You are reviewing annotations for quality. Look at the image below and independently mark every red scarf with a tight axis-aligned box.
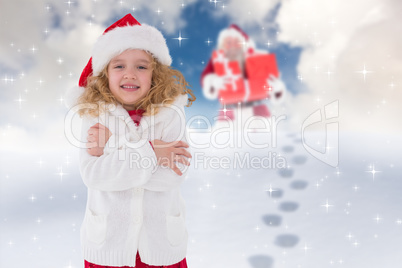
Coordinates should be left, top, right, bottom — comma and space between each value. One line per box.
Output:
128, 109, 154, 150
127, 109, 145, 126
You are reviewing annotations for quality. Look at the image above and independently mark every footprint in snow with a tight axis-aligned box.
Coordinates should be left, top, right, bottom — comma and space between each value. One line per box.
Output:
248, 255, 274, 268
278, 201, 299, 212
262, 214, 282, 227
290, 180, 308, 190
274, 234, 299, 248
278, 168, 294, 178
282, 145, 295, 153
292, 155, 308, 165
267, 188, 283, 198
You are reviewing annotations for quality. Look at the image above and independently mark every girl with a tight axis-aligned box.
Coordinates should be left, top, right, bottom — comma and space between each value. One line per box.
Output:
74, 14, 195, 268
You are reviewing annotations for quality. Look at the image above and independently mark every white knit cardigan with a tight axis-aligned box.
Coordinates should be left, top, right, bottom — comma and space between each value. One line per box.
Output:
78, 94, 190, 267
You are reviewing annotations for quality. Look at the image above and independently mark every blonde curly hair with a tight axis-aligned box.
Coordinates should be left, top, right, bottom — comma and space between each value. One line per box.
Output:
77, 51, 196, 117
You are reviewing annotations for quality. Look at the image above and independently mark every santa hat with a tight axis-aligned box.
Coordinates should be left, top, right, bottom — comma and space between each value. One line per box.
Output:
78, 13, 172, 87
217, 24, 255, 53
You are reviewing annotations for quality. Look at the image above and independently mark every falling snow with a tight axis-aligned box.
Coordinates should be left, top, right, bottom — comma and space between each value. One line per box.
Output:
1, 0, 401, 267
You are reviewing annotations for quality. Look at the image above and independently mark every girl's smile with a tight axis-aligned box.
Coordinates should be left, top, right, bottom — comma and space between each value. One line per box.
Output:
107, 49, 153, 110
121, 83, 140, 91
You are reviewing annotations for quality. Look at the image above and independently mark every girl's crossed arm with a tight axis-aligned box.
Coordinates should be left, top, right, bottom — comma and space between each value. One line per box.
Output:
79, 116, 158, 192
86, 123, 191, 176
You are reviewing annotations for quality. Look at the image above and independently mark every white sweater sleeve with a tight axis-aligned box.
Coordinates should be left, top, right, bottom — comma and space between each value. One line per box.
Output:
141, 104, 190, 192
79, 115, 157, 192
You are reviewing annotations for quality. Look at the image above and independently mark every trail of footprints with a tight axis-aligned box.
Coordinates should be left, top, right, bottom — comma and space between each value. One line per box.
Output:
249, 134, 309, 268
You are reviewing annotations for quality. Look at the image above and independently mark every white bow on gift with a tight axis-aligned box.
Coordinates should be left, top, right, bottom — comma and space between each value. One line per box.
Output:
212, 51, 242, 91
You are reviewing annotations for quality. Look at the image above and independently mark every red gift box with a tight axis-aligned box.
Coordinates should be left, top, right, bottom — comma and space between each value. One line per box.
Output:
246, 53, 279, 102
212, 50, 279, 105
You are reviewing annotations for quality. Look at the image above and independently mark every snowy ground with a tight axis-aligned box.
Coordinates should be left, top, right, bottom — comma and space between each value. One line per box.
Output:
1, 126, 401, 268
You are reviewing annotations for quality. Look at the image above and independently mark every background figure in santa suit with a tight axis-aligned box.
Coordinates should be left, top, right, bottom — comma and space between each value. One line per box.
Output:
200, 24, 286, 120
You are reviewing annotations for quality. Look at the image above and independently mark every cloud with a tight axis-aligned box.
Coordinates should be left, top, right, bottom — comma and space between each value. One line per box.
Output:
274, 0, 402, 133
210, 0, 280, 47
216, 0, 280, 25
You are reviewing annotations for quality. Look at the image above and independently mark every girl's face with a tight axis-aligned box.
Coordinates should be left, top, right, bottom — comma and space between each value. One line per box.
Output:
107, 49, 153, 110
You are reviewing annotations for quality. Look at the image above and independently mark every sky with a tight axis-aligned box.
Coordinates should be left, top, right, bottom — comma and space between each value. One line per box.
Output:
0, 0, 401, 153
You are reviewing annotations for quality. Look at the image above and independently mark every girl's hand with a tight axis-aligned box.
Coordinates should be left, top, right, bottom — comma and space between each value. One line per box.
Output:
86, 123, 112, 157
151, 139, 192, 176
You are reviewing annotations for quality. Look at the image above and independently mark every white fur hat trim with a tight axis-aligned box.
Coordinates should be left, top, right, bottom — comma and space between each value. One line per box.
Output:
92, 23, 172, 75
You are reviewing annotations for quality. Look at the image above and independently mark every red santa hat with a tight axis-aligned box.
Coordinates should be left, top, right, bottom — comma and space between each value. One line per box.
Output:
78, 13, 172, 87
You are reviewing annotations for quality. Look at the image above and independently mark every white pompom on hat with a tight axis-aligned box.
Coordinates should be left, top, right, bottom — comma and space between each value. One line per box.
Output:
79, 13, 172, 88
